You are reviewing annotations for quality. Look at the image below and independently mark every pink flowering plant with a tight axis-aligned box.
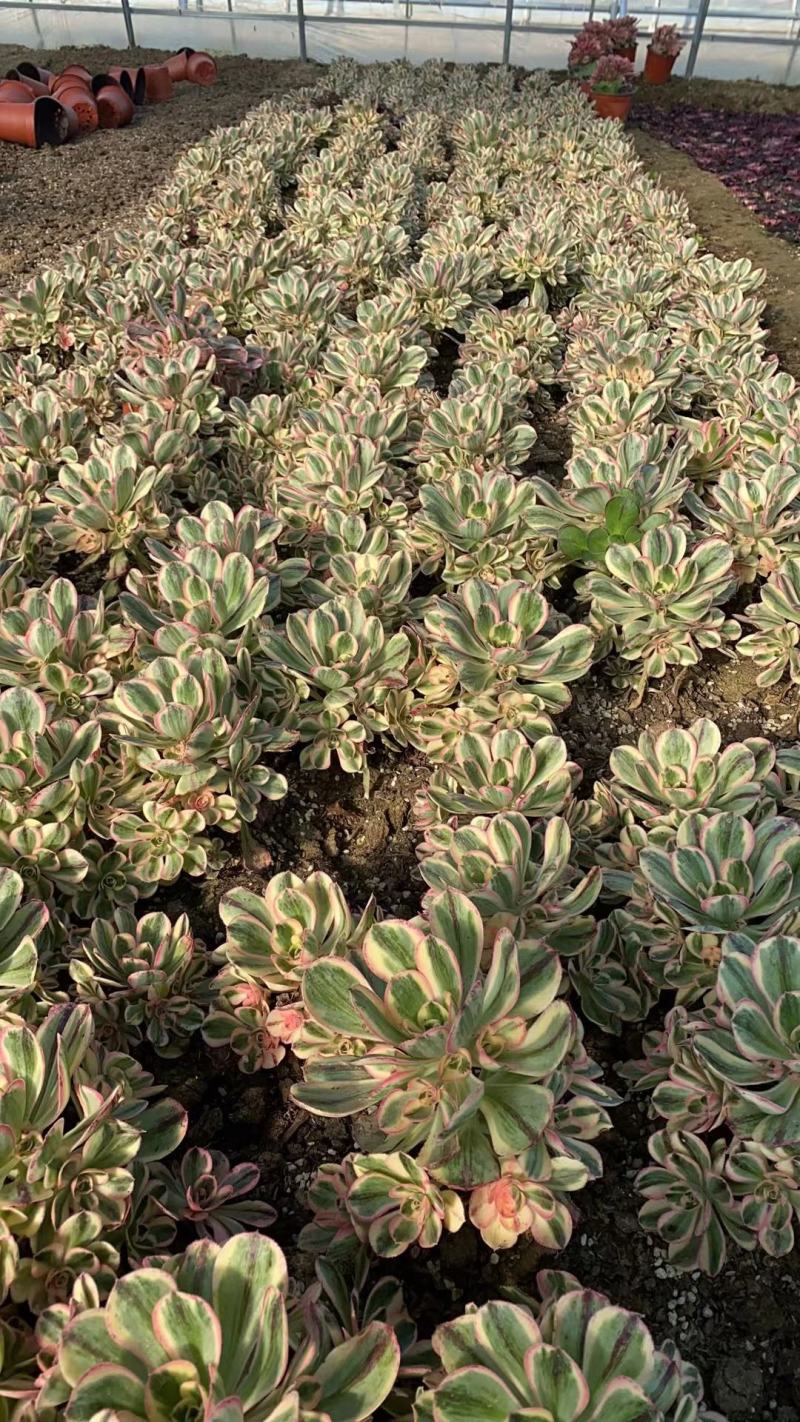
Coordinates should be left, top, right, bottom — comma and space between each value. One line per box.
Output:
591, 54, 636, 94
608, 13, 639, 49
569, 17, 638, 75
650, 23, 685, 57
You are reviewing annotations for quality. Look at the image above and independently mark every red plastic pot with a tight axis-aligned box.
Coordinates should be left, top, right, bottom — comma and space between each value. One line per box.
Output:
618, 44, 637, 62
52, 79, 90, 102
54, 84, 98, 133
644, 48, 676, 84
144, 63, 174, 102
95, 82, 134, 129
578, 79, 593, 96
0, 80, 35, 103
109, 65, 146, 105
60, 64, 92, 83
16, 62, 53, 85
5, 70, 49, 97
186, 51, 217, 86
0, 95, 68, 147
165, 47, 194, 82
592, 91, 633, 122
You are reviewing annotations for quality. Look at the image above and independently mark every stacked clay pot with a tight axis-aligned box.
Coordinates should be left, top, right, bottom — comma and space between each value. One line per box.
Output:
51, 70, 98, 133
109, 65, 147, 105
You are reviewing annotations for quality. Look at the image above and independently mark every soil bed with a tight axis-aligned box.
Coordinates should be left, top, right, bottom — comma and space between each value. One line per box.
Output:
4, 51, 800, 1420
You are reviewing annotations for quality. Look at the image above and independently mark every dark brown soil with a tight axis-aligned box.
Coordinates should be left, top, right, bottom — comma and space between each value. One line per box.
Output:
0, 44, 320, 287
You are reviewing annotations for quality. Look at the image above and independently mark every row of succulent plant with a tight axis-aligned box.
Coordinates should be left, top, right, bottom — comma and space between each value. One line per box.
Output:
2, 49, 799, 1414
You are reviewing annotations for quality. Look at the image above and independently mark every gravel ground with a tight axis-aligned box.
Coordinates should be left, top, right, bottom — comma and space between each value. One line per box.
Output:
0, 44, 320, 286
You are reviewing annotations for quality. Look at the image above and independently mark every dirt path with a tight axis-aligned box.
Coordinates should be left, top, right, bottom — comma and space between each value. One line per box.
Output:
632, 128, 800, 377
0, 45, 320, 288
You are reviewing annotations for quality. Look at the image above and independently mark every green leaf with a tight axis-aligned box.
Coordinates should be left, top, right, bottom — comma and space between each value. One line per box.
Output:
151, 1292, 221, 1381
431, 1366, 519, 1422
302, 959, 374, 1036
525, 1343, 590, 1421
65, 1364, 147, 1421
605, 493, 640, 539
586, 528, 611, 561
558, 527, 589, 563
310, 1323, 400, 1422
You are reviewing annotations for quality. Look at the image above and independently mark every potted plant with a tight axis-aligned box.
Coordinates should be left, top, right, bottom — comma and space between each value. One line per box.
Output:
567, 29, 611, 93
590, 54, 636, 122
644, 24, 685, 84
608, 14, 639, 62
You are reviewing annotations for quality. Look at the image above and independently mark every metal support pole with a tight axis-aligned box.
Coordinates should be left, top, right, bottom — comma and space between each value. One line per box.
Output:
684, 0, 710, 78
501, 0, 513, 65
297, 0, 308, 62
120, 0, 136, 47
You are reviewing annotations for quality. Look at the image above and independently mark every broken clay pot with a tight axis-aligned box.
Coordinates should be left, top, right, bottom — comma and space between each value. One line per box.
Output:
0, 95, 68, 147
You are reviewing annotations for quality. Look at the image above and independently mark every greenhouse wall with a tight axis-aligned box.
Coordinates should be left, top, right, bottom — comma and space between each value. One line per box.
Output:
0, 0, 798, 82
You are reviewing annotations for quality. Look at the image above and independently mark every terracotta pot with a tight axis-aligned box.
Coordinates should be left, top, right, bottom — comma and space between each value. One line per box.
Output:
0, 95, 68, 147
617, 44, 637, 62
644, 48, 676, 84
53, 84, 98, 133
109, 65, 146, 105
5, 70, 49, 97
52, 77, 90, 103
165, 47, 194, 82
60, 64, 92, 83
185, 51, 217, 86
591, 90, 633, 122
0, 80, 35, 103
144, 64, 174, 103
16, 62, 53, 85
95, 82, 134, 128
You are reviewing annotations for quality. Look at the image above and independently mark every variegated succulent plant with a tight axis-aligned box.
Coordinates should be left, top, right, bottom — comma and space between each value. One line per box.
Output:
1, 50, 797, 1395
414, 1270, 724, 1422
42, 1232, 400, 1421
